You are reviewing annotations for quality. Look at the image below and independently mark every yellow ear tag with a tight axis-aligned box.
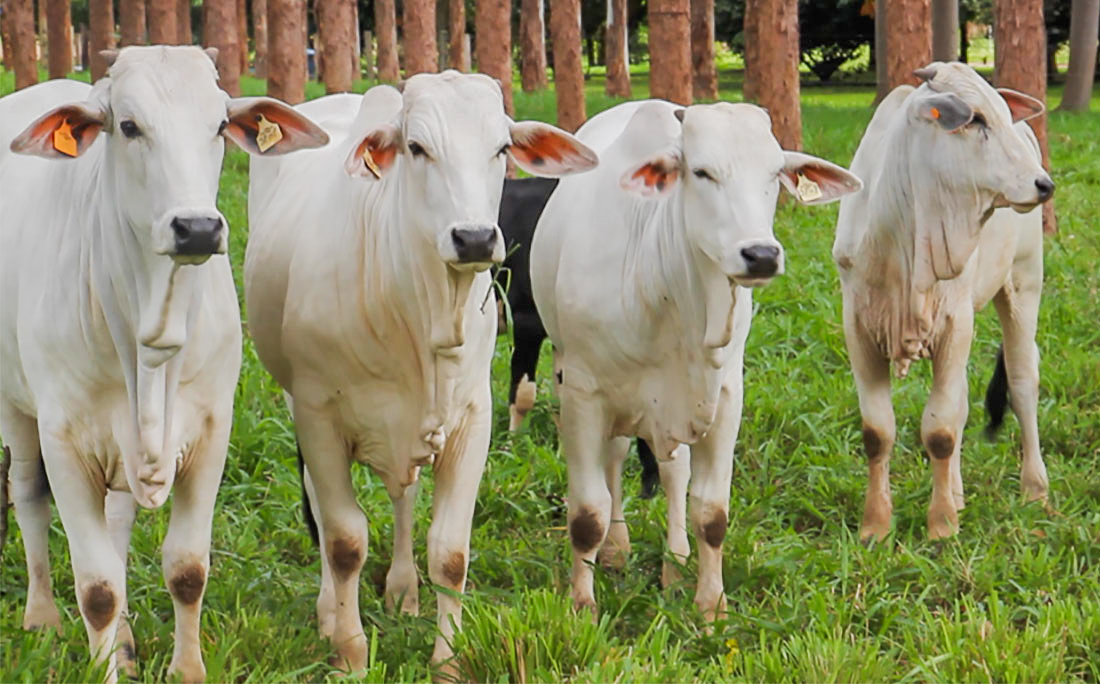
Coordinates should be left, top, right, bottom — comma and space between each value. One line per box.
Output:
255, 114, 283, 153
53, 120, 78, 157
796, 173, 823, 202
361, 148, 382, 179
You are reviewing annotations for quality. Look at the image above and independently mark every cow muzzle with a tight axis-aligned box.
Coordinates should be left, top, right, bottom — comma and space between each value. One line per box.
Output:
728, 241, 785, 287
152, 209, 228, 265
439, 222, 505, 271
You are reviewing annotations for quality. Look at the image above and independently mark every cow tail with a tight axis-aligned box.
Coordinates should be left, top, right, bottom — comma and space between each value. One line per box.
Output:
297, 442, 320, 546
637, 439, 660, 499
984, 345, 1009, 439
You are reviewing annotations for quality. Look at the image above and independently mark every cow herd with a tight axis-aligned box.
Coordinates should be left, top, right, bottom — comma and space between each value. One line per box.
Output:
0, 46, 1054, 682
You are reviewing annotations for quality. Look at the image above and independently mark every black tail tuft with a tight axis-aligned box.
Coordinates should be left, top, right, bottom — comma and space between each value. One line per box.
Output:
984, 346, 1009, 439
298, 442, 319, 545
637, 439, 660, 499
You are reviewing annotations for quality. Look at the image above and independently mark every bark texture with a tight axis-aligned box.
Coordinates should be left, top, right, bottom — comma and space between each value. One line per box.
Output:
885, 0, 931, 90
120, 0, 146, 45
742, 0, 760, 101
994, 0, 1055, 232
6, 0, 38, 88
754, 0, 800, 150
403, 0, 438, 74
649, 0, 692, 104
268, 0, 307, 103
1, 4, 15, 71
549, 0, 585, 131
448, 0, 466, 69
254, 0, 268, 76
148, 0, 178, 44
46, 0, 72, 77
931, 0, 957, 61
1059, 0, 1098, 110
375, 0, 399, 80
874, 0, 888, 102
237, 0, 248, 73
318, 0, 356, 92
604, 0, 629, 96
177, 0, 192, 44
205, 0, 241, 95
89, 0, 114, 80
476, 0, 513, 112
521, 0, 549, 90
690, 0, 717, 100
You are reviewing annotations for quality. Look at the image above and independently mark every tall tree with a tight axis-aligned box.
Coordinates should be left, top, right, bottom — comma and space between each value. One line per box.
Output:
755, 0, 800, 149
89, 0, 114, 80
254, 0, 268, 76
874, 0, 888, 102
1, 4, 16, 71
375, 0, 399, 80
205, 0, 241, 95
148, 0, 178, 43
318, 0, 355, 92
46, 0, 73, 77
268, 0, 307, 103
549, 0, 585, 131
885, 0, 931, 90
994, 0, 1055, 232
649, 0, 691, 104
691, 0, 717, 99
1058, 0, 1098, 110
177, 0, 192, 43
931, 0, 957, 61
5, 0, 38, 88
448, 0, 467, 70
476, 0, 513, 112
237, 0, 248, 73
521, 0, 549, 90
604, 0, 629, 96
120, 0, 147, 45
742, 0, 760, 101
403, 0, 437, 74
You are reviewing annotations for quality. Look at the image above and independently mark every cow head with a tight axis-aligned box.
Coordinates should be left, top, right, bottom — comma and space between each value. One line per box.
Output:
343, 71, 598, 272
11, 46, 329, 266
618, 102, 862, 287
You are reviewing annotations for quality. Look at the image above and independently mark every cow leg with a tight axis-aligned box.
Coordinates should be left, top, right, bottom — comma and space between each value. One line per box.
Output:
993, 270, 1048, 502
385, 481, 420, 615
1, 402, 60, 630
426, 401, 491, 665
295, 407, 368, 672
658, 444, 691, 588
508, 314, 545, 431
302, 466, 336, 639
105, 491, 138, 677
597, 437, 631, 570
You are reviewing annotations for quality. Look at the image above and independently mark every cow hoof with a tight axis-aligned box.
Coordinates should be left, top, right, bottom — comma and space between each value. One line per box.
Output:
661, 559, 684, 589
116, 619, 139, 678
572, 597, 598, 623
432, 656, 464, 683
23, 601, 62, 631
1021, 481, 1048, 504
167, 656, 206, 684
385, 588, 420, 616
927, 508, 959, 540
328, 631, 368, 674
696, 592, 728, 626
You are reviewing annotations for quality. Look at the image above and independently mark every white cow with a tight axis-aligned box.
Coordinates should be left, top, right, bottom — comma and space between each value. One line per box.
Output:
530, 100, 863, 619
833, 62, 1054, 541
243, 71, 597, 671
0, 46, 328, 683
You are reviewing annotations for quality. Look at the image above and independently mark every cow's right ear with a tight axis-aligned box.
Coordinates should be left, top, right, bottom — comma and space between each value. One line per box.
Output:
224, 97, 330, 155
344, 124, 402, 179
10, 103, 106, 159
917, 92, 973, 131
619, 155, 681, 198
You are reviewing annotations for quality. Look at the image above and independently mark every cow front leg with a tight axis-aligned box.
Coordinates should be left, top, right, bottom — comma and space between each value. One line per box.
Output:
597, 437, 631, 570
105, 491, 138, 677
302, 464, 336, 639
658, 444, 691, 588
385, 482, 420, 615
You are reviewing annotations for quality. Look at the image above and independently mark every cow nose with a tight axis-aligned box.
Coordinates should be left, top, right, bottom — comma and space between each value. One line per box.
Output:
1035, 177, 1054, 202
451, 226, 498, 263
171, 217, 224, 255
740, 245, 780, 278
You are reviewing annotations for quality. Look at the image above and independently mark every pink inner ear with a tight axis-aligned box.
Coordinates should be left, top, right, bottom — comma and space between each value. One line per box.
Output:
633, 163, 674, 191
512, 130, 572, 168
998, 89, 1044, 123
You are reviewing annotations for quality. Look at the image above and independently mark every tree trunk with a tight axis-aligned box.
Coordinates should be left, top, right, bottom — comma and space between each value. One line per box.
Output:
1059, 0, 1098, 110
46, 0, 72, 77
1, 2, 17, 72
885, 0, 931, 90
931, 0, 957, 61
148, 0, 178, 43
120, 0, 146, 45
521, 0, 549, 90
375, 0, 399, 80
177, 0, 191, 44
205, 0, 241, 95
690, 0, 717, 99
268, 0, 307, 102
318, 0, 355, 92
649, 0, 691, 104
874, 0, 888, 102
403, 0, 437, 74
6, 0, 38, 88
994, 0, 1055, 233
448, 0, 466, 69
254, 0, 268, 76
549, 0, 585, 131
754, 0, 800, 149
237, 0, 248, 74
476, 0, 513, 112
742, 0, 760, 101
89, 0, 113, 80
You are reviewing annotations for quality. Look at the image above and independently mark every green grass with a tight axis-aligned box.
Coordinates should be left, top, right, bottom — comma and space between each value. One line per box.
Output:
2, 68, 1099, 682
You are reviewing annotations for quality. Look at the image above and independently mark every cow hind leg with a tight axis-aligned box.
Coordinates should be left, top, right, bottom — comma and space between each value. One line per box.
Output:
597, 437, 631, 570
105, 491, 138, 678
508, 316, 545, 431
658, 444, 691, 588
385, 482, 420, 616
301, 462, 336, 639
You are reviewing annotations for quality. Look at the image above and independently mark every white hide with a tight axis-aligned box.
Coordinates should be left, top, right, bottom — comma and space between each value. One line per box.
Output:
530, 99, 862, 619
833, 61, 1053, 541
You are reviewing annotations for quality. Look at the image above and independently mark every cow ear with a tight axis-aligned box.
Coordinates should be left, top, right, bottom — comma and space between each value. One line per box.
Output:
996, 88, 1044, 123
508, 121, 599, 177
344, 124, 402, 179
224, 97, 330, 156
779, 151, 863, 205
10, 102, 106, 159
619, 155, 681, 198
916, 92, 973, 131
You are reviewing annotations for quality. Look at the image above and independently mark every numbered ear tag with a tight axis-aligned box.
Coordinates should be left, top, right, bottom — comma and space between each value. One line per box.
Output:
255, 114, 283, 153
796, 173, 822, 202
53, 120, 78, 157
361, 148, 382, 178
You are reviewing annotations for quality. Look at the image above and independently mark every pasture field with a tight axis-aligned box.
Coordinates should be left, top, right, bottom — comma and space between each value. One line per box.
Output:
1, 73, 1099, 682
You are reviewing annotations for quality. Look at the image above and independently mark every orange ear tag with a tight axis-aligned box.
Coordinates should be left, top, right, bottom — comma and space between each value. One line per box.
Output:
255, 114, 283, 153
930, 107, 941, 120
53, 120, 78, 157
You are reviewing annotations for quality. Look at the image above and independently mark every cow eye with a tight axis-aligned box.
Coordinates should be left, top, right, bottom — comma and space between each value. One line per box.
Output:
970, 113, 988, 128
218, 120, 228, 135
693, 168, 715, 182
119, 120, 141, 138
408, 141, 428, 158
496, 144, 510, 158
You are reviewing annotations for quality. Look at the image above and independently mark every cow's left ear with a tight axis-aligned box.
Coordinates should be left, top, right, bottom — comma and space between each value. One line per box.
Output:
508, 121, 599, 177
620, 154, 682, 198
779, 152, 863, 205
10, 102, 106, 159
996, 88, 1045, 123
224, 97, 330, 156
